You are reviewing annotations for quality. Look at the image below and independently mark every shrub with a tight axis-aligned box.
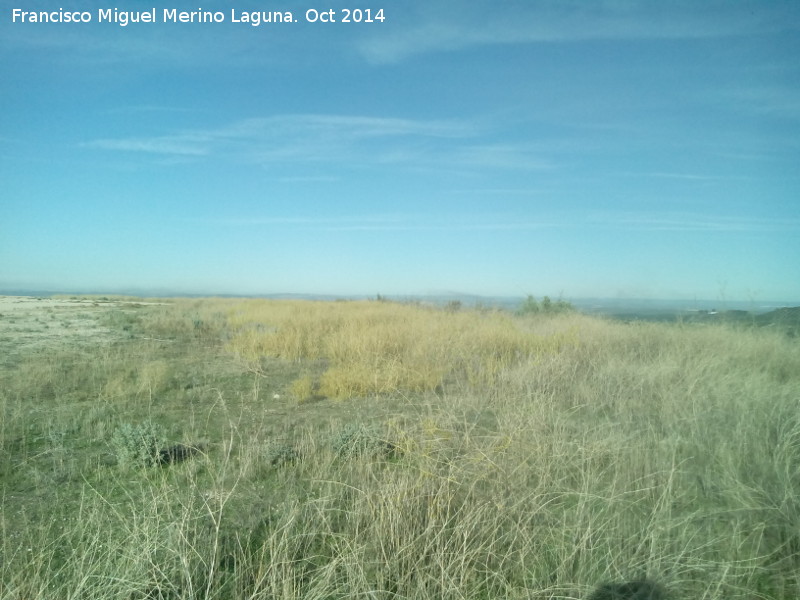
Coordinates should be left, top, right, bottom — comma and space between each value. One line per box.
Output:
517, 295, 541, 315
111, 422, 166, 469
517, 295, 574, 315
331, 423, 396, 459
265, 441, 300, 467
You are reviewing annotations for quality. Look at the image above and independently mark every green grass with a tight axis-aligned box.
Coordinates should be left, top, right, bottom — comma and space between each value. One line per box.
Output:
1, 297, 799, 599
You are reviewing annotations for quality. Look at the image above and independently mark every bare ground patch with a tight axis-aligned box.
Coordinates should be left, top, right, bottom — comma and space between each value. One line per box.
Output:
0, 296, 168, 368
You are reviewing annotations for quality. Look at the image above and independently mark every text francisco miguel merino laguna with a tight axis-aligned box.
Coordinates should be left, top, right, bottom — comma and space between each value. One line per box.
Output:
11, 7, 387, 26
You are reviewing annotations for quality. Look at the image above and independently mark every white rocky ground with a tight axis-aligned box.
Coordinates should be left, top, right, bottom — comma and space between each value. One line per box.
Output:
0, 296, 165, 368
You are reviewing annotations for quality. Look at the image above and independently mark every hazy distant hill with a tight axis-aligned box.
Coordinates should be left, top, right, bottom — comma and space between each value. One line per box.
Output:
755, 306, 800, 337
678, 306, 800, 337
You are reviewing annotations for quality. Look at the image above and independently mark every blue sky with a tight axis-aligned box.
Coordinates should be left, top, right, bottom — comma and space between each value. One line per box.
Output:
2, 1, 799, 301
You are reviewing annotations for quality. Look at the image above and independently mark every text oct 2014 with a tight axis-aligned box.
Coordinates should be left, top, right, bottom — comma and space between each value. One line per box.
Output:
10, 7, 387, 26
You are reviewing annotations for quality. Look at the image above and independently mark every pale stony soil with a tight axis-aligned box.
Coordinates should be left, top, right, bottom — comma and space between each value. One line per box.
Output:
0, 296, 164, 368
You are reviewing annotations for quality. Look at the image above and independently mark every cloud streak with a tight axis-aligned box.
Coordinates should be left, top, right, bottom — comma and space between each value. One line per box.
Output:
213, 210, 800, 234
83, 136, 210, 156
208, 212, 562, 232
81, 113, 555, 172
589, 211, 800, 233
357, 1, 800, 64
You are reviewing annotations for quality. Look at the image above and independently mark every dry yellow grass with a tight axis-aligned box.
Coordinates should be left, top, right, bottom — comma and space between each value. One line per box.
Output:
1, 297, 799, 599
226, 299, 580, 398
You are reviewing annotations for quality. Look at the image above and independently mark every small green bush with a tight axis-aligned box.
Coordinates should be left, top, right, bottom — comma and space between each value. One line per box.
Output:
265, 441, 300, 467
111, 422, 166, 468
517, 295, 541, 315
331, 424, 396, 459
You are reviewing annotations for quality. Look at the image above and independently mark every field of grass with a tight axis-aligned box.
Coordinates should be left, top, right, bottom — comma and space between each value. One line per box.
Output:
1, 296, 799, 599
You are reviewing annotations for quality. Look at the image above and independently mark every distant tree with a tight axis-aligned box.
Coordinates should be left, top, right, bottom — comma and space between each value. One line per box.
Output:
553, 297, 575, 313
517, 295, 541, 315
517, 294, 574, 316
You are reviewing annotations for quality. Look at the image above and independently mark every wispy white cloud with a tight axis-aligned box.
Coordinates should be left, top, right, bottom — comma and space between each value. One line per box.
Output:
104, 105, 203, 115
618, 171, 747, 182
82, 136, 210, 156
214, 214, 404, 227
357, 1, 800, 64
328, 222, 560, 232
83, 114, 473, 157
445, 144, 556, 171
447, 188, 548, 196
589, 211, 800, 232
274, 175, 340, 184
210, 212, 562, 232
215, 210, 800, 234
1, 14, 283, 69
720, 87, 800, 122
81, 113, 555, 172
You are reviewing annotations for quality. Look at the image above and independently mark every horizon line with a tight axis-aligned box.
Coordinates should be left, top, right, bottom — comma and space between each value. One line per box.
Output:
1, 288, 797, 307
